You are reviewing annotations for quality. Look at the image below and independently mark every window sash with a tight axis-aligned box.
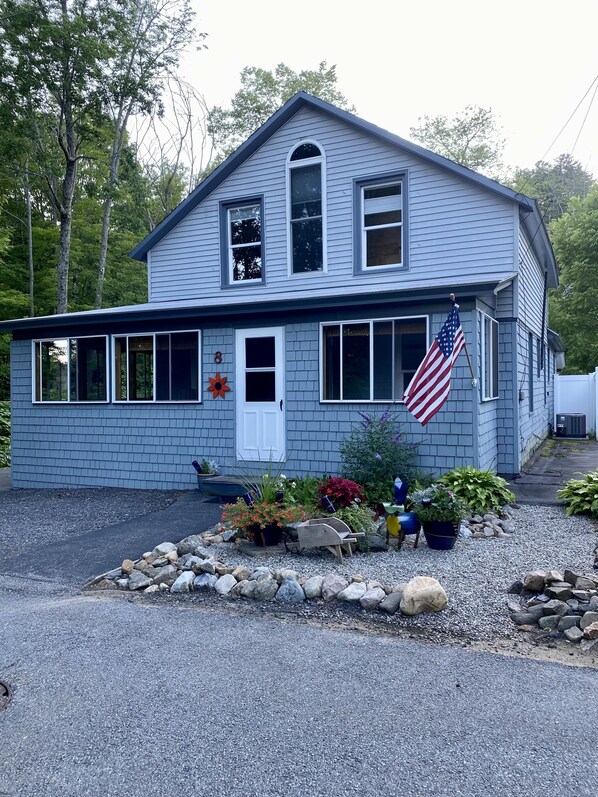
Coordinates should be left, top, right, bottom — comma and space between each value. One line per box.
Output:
33, 336, 109, 403
288, 146, 325, 275
481, 315, 499, 400
228, 204, 262, 282
113, 331, 200, 403
361, 182, 403, 269
321, 317, 427, 402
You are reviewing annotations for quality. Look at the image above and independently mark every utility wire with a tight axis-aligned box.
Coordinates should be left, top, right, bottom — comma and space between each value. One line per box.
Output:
571, 80, 598, 157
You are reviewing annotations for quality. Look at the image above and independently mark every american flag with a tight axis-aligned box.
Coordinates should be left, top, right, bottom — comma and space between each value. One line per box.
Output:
403, 307, 465, 426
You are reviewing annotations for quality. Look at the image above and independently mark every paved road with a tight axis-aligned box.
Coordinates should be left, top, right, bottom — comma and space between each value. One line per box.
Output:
1, 576, 597, 797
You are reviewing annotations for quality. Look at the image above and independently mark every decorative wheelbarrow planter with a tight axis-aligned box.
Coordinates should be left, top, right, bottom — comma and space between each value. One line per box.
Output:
287, 517, 365, 563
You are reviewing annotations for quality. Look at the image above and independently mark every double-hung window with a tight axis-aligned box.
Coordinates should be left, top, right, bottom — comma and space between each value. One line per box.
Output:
481, 313, 499, 400
355, 175, 406, 271
288, 142, 324, 274
33, 336, 108, 402
321, 317, 427, 401
222, 199, 263, 284
113, 331, 200, 402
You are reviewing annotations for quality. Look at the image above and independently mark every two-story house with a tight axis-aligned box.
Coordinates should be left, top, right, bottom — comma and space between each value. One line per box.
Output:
2, 92, 561, 489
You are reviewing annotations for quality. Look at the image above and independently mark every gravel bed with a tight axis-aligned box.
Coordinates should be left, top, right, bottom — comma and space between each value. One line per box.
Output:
0, 489, 176, 561
203, 505, 598, 641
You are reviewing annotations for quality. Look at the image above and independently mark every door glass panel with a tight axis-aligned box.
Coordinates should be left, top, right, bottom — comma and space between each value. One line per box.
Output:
246, 371, 275, 402
245, 337, 275, 368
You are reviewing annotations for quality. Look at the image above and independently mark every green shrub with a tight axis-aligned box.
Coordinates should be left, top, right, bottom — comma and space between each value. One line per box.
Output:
340, 409, 419, 506
439, 466, 515, 514
408, 483, 467, 522
333, 503, 378, 552
285, 475, 322, 513
0, 401, 9, 468
556, 470, 598, 517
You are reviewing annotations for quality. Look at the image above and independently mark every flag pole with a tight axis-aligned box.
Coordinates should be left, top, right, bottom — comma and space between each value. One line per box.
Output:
449, 293, 478, 386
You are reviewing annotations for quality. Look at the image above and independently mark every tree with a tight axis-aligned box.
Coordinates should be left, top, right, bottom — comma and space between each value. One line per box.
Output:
208, 61, 355, 161
95, 0, 200, 309
549, 185, 598, 373
409, 105, 505, 178
512, 154, 595, 225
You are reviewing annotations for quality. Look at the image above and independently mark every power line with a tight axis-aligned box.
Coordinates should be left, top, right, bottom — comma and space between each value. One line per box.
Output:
571, 80, 598, 157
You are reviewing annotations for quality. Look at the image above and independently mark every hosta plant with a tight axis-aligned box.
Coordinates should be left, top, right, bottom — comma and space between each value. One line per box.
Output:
556, 470, 598, 517
439, 466, 515, 514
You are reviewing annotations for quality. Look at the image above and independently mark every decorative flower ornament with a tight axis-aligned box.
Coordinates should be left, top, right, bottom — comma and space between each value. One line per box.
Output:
208, 372, 231, 399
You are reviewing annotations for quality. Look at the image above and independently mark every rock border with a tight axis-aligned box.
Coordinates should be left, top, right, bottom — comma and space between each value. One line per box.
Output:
87, 534, 448, 618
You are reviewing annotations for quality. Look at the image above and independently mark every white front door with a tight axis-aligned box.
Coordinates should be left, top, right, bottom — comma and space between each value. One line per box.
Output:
235, 327, 285, 461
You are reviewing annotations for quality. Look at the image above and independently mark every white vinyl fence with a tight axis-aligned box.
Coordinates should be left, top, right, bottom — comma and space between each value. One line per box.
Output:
554, 369, 598, 435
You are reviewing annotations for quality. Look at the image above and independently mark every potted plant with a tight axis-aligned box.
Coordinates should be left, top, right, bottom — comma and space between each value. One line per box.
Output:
220, 499, 307, 546
193, 459, 219, 491
408, 483, 466, 550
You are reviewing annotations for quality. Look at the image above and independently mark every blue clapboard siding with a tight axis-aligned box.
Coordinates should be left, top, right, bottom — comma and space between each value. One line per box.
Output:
518, 228, 545, 337
10, 307, 478, 488
149, 106, 516, 305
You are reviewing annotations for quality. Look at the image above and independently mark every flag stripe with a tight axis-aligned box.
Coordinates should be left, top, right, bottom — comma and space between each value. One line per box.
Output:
403, 308, 466, 426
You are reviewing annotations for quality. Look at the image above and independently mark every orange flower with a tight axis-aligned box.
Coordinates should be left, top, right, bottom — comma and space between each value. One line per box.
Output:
208, 372, 231, 399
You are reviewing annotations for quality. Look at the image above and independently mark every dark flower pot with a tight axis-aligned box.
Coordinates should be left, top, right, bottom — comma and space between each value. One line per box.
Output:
196, 473, 216, 492
422, 520, 459, 550
248, 523, 283, 547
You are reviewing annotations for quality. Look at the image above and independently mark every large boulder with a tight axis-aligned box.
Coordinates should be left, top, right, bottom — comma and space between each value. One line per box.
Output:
275, 577, 305, 604
215, 574, 237, 596
252, 576, 279, 601
523, 571, 546, 592
176, 535, 205, 556
194, 573, 218, 590
322, 574, 348, 601
400, 576, 447, 616
171, 571, 195, 593
303, 576, 324, 599
338, 582, 367, 603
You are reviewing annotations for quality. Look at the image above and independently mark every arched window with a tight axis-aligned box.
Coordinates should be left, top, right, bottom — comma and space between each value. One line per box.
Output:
287, 141, 325, 274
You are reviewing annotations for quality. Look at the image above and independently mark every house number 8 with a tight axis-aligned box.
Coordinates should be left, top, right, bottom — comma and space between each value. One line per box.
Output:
214, 351, 223, 364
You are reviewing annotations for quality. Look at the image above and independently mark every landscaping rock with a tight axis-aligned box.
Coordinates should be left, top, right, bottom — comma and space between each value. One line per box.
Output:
338, 582, 367, 603
580, 612, 598, 630
521, 604, 546, 622
542, 600, 569, 617
564, 626, 584, 643
360, 587, 386, 611
400, 576, 447, 616
95, 578, 118, 590
511, 611, 542, 626
507, 580, 524, 595
176, 535, 205, 556
544, 570, 564, 585
180, 555, 202, 570
545, 585, 573, 601
145, 584, 160, 594
523, 571, 546, 592
275, 577, 305, 603
215, 563, 235, 576
274, 568, 299, 584
164, 551, 178, 563
128, 570, 152, 591
240, 580, 258, 598
249, 567, 272, 581
231, 580, 247, 597
575, 576, 596, 590
232, 565, 252, 582
252, 576, 279, 601
558, 616, 580, 631
198, 560, 216, 575
583, 622, 598, 640
322, 574, 348, 601
378, 592, 402, 615
564, 568, 582, 586
171, 571, 195, 593
193, 573, 218, 590
151, 542, 177, 557
116, 578, 129, 590
580, 638, 598, 653
589, 596, 598, 611
538, 615, 560, 631
220, 529, 238, 542
215, 574, 237, 596
121, 559, 135, 575
193, 546, 213, 559
159, 583, 170, 593
303, 576, 324, 599
152, 564, 178, 586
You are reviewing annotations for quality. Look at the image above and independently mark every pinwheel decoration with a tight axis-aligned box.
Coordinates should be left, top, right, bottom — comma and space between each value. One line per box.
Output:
207, 372, 231, 399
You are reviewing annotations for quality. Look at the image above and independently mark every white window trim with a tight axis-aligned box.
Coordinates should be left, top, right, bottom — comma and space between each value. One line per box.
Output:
111, 330, 202, 404
227, 202, 263, 284
319, 315, 429, 403
286, 139, 327, 277
32, 335, 110, 404
480, 312, 499, 401
360, 181, 403, 270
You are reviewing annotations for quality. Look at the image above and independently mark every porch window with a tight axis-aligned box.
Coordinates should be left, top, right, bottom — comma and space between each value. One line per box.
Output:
481, 314, 498, 400
33, 336, 108, 402
288, 141, 325, 274
321, 317, 427, 401
113, 331, 200, 402
221, 199, 263, 284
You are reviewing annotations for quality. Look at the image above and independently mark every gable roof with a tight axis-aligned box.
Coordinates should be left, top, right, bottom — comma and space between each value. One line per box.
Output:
130, 91, 540, 261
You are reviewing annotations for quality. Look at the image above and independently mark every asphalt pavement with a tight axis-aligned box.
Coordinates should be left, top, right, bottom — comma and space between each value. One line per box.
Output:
0, 577, 597, 797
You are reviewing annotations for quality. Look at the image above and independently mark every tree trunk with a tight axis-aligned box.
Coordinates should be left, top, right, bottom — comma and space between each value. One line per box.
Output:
56, 155, 77, 314
24, 161, 34, 317
95, 190, 113, 309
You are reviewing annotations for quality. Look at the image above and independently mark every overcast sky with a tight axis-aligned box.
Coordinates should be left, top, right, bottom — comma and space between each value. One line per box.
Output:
181, 0, 598, 177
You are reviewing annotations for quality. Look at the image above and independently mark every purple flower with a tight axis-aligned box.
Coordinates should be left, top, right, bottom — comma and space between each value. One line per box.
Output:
380, 407, 391, 423
392, 432, 403, 444
374, 453, 382, 460
358, 410, 372, 429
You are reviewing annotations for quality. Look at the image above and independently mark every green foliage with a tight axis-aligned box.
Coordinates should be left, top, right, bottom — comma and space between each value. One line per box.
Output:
439, 466, 515, 513
284, 475, 322, 514
409, 105, 505, 178
0, 401, 9, 467
556, 470, 598, 517
208, 61, 355, 160
549, 185, 598, 374
340, 409, 419, 507
408, 483, 466, 523
333, 503, 377, 552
